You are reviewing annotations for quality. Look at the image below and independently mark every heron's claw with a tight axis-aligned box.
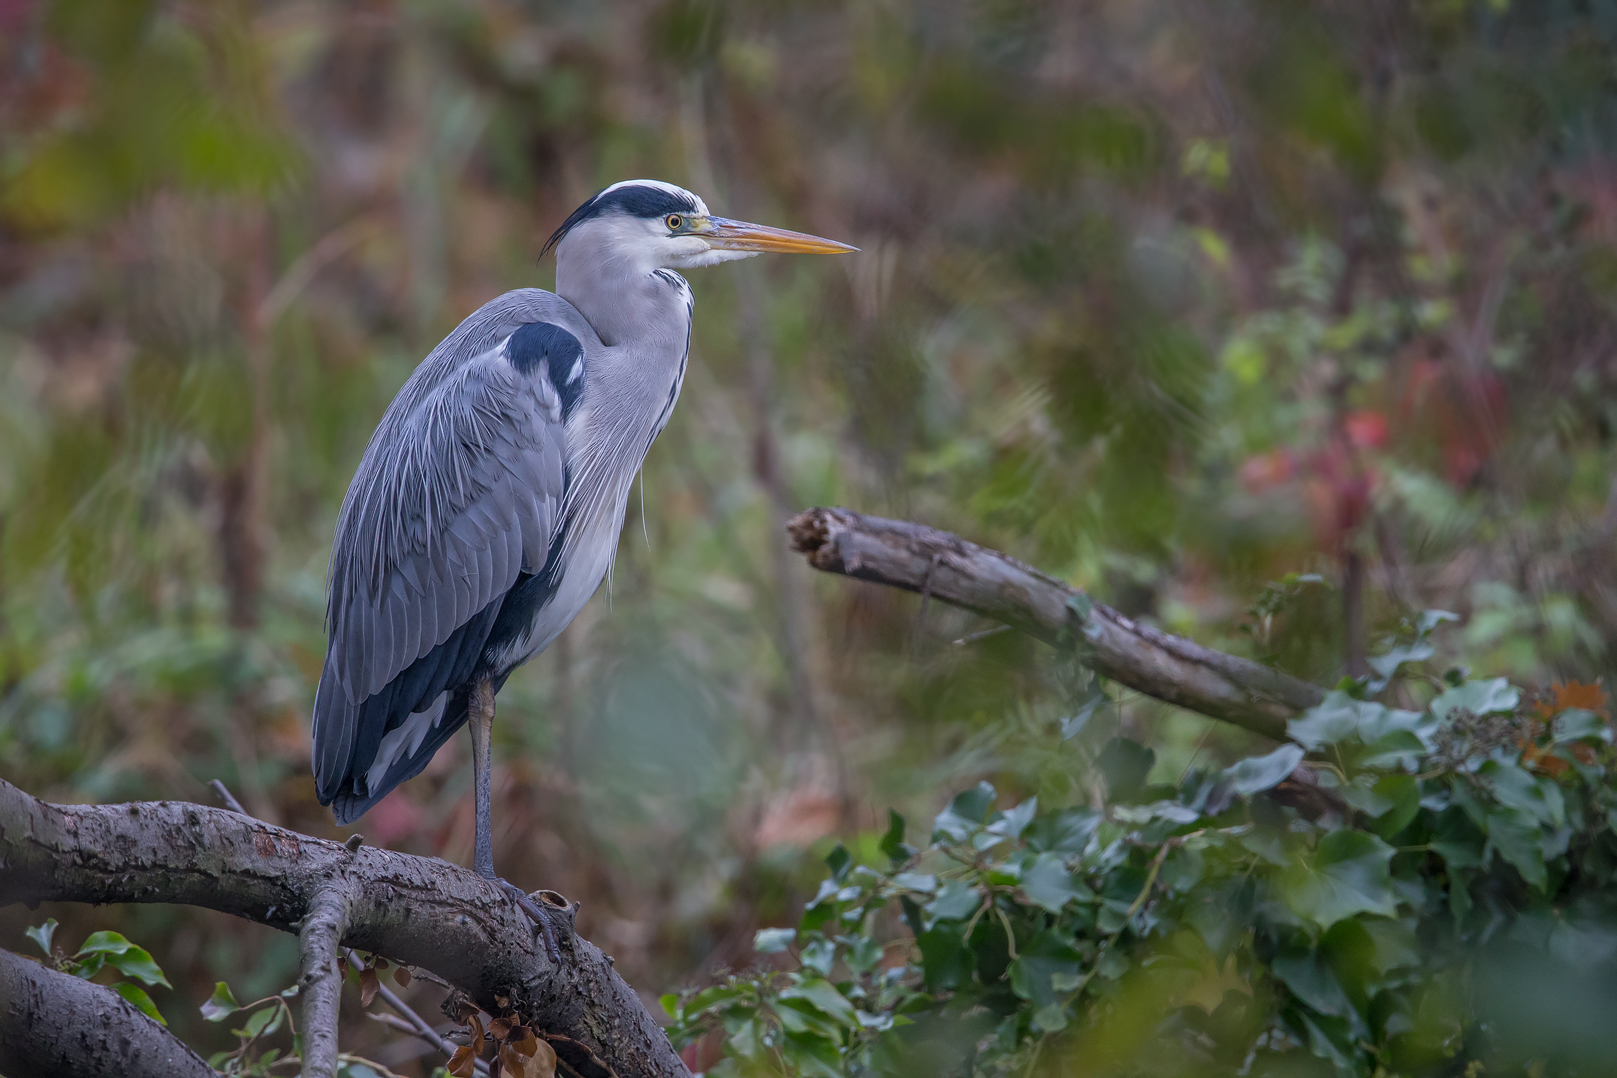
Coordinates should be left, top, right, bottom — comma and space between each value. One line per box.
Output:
496, 878, 566, 965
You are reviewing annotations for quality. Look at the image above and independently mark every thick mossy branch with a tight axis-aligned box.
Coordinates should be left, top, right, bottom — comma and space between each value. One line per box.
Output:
788, 507, 1324, 740
0, 946, 217, 1078
0, 779, 688, 1078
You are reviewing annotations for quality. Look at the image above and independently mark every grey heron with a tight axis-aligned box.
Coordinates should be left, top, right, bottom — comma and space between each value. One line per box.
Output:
310, 180, 854, 955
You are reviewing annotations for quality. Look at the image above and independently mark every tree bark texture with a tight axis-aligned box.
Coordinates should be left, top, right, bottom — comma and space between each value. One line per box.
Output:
787, 507, 1325, 740
0, 946, 217, 1078
0, 779, 688, 1078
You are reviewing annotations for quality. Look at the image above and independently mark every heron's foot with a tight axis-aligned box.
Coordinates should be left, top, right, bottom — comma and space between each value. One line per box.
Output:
494, 877, 568, 965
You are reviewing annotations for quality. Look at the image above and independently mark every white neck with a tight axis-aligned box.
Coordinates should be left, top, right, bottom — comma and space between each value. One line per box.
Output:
555, 216, 686, 346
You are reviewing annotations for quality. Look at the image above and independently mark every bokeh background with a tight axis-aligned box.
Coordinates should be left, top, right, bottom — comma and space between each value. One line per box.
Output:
3, 0, 1617, 1070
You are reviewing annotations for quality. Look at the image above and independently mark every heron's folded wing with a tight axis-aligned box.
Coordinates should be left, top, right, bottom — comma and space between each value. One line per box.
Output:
324, 346, 566, 709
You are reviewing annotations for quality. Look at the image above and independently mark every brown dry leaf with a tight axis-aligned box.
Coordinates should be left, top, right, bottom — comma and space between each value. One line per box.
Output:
337, 955, 349, 982
500, 1039, 556, 1078
510, 1027, 539, 1057
455, 999, 481, 1023
471, 1013, 486, 1055
1522, 743, 1569, 777
490, 1016, 513, 1040
448, 1045, 477, 1078
373, 956, 389, 970
359, 965, 380, 1008
393, 965, 412, 987
1553, 680, 1609, 717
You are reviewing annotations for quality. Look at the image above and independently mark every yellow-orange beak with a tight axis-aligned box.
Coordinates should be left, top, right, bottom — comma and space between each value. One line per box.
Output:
701, 217, 858, 255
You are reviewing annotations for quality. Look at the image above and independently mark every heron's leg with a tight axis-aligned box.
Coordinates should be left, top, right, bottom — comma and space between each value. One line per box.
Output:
466, 678, 565, 964
469, 679, 498, 880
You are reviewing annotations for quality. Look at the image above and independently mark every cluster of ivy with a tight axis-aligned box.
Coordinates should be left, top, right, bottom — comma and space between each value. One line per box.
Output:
665, 620, 1617, 1077
22, 924, 406, 1078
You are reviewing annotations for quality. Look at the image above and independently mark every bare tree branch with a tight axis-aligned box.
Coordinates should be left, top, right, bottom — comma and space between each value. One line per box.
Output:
300, 881, 356, 1078
787, 507, 1324, 740
0, 779, 688, 1078
0, 947, 217, 1078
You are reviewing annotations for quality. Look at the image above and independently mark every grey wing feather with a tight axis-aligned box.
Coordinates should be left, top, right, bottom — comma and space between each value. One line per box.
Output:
312, 289, 592, 794
331, 355, 561, 703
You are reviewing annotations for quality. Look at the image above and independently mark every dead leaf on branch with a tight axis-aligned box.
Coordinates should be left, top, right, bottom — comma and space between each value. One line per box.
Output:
448, 1044, 477, 1077
359, 964, 379, 1008
498, 1037, 557, 1078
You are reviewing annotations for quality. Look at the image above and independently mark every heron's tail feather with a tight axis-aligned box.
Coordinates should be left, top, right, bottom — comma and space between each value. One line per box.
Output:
329, 688, 471, 824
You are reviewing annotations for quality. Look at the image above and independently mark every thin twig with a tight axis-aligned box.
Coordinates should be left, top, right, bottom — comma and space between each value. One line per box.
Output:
346, 949, 488, 1077
952, 624, 1011, 646
1123, 843, 1173, 923
209, 779, 249, 816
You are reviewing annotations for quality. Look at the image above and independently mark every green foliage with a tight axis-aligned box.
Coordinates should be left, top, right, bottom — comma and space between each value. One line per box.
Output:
27, 918, 172, 1024
667, 653, 1617, 1076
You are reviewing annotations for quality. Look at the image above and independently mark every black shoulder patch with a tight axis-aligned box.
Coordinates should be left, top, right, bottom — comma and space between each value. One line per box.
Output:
506, 322, 585, 418
541, 184, 699, 257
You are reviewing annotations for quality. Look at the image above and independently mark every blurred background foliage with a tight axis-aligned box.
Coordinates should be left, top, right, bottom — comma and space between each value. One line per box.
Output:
3, 0, 1617, 1072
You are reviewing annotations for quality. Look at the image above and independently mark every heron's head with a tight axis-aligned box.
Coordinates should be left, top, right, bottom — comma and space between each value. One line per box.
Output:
543, 179, 856, 273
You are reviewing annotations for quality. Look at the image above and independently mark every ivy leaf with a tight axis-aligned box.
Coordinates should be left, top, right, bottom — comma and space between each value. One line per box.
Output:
824, 844, 851, 882
1430, 678, 1519, 721
1273, 945, 1355, 1017
1290, 692, 1427, 751
1485, 809, 1547, 890
1282, 831, 1399, 930
839, 934, 883, 974
753, 927, 796, 954
1289, 693, 1392, 750
1366, 638, 1434, 680
879, 810, 914, 863
1025, 807, 1101, 854
71, 952, 105, 979
988, 797, 1037, 840
1368, 774, 1420, 838
779, 1031, 843, 1078
1007, 931, 1084, 1006
1553, 708, 1611, 744
239, 1003, 280, 1040
1338, 775, 1396, 817
890, 871, 937, 893
799, 936, 835, 976
1020, 852, 1093, 912
75, 931, 134, 958
25, 919, 58, 957
114, 982, 167, 1025
916, 927, 972, 993
1221, 744, 1304, 796
1484, 761, 1565, 829
933, 782, 996, 842
201, 981, 241, 1022
778, 977, 857, 1028
1031, 1002, 1069, 1032
103, 944, 171, 988
924, 879, 982, 922
1096, 738, 1155, 800
1429, 807, 1485, 870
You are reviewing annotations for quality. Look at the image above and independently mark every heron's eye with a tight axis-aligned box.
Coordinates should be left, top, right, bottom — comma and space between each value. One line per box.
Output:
666, 214, 683, 231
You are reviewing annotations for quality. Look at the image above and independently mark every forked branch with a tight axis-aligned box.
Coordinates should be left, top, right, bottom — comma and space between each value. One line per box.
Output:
0, 779, 688, 1078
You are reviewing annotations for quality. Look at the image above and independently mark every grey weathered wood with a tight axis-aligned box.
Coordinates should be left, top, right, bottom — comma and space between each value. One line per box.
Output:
0, 946, 217, 1078
787, 507, 1324, 740
299, 881, 355, 1078
0, 779, 688, 1078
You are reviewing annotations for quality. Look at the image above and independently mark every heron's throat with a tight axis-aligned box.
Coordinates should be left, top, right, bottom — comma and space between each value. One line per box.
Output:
555, 234, 688, 348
